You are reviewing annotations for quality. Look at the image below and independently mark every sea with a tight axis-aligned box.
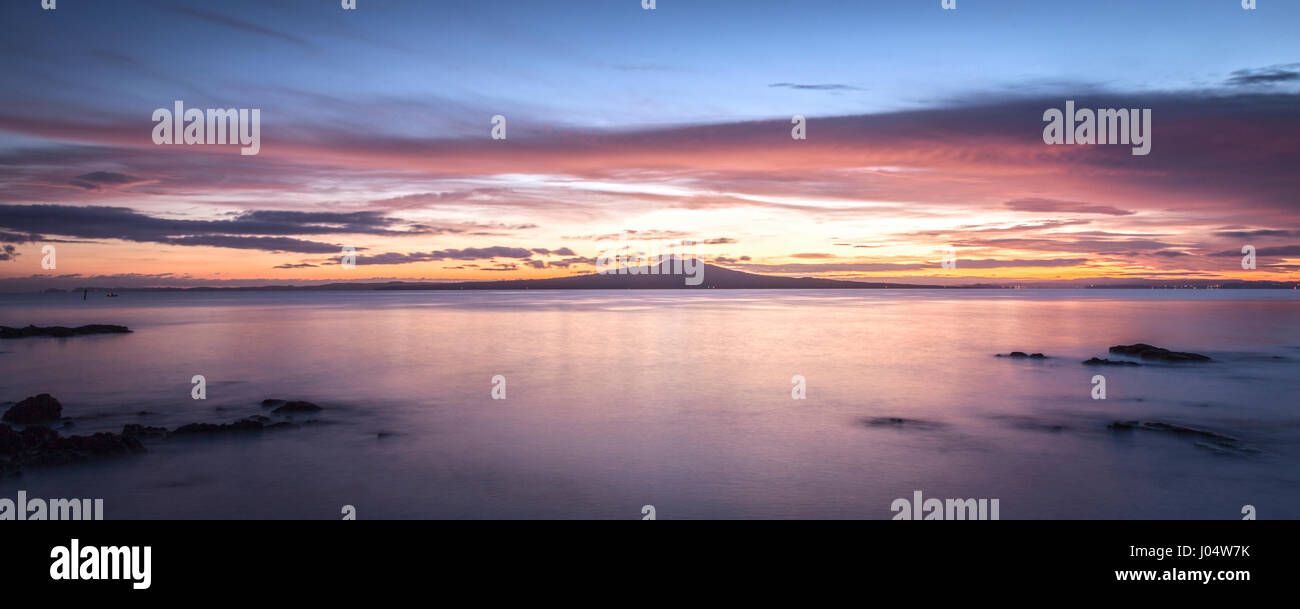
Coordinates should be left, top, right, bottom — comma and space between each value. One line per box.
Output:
1, 289, 1297, 519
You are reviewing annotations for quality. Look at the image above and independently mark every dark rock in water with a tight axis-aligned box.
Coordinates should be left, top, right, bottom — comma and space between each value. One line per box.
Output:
1106, 420, 1257, 455
1109, 344, 1211, 362
998, 352, 1046, 358
171, 418, 269, 435
0, 324, 132, 339
260, 399, 285, 408
171, 416, 300, 435
1084, 357, 1141, 366
0, 423, 144, 474
862, 417, 946, 430
271, 400, 322, 414
1, 393, 311, 475
1138, 421, 1238, 442
121, 424, 168, 439
3, 394, 63, 424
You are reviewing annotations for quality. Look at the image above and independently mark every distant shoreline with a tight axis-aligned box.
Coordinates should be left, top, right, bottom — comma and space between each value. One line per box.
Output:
20, 283, 1300, 294
8, 263, 1299, 293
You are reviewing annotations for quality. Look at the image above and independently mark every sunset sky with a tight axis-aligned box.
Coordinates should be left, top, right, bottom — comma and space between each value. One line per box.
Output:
1, 0, 1298, 290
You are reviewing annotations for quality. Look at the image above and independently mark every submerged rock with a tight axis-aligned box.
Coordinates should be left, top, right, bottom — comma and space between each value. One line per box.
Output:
998, 352, 1046, 359
172, 418, 271, 435
271, 400, 322, 414
1083, 357, 1141, 366
862, 417, 946, 430
1107, 420, 1257, 455
121, 424, 168, 439
2, 394, 63, 424
0, 423, 143, 475
2, 394, 315, 475
0, 324, 131, 339
1109, 344, 1211, 362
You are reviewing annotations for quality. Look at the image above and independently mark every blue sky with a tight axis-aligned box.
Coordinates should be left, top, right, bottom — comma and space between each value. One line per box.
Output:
4, 0, 1297, 131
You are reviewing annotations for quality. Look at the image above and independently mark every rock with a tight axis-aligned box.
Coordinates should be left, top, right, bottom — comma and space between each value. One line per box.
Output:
260, 399, 285, 408
1084, 357, 1141, 366
0, 425, 24, 455
121, 424, 168, 439
998, 352, 1046, 358
1139, 421, 1238, 442
271, 400, 322, 414
1106, 420, 1257, 454
1109, 344, 1211, 362
171, 418, 268, 435
0, 423, 144, 474
0, 325, 132, 339
862, 417, 946, 430
3, 394, 63, 424
0, 393, 312, 475
170, 417, 299, 435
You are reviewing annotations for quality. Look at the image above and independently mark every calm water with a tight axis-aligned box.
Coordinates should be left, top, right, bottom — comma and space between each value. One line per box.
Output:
1, 289, 1297, 519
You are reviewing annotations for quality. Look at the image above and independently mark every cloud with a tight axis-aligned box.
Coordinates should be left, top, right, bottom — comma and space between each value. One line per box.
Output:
1211, 245, 1300, 257
530, 247, 577, 256
0, 232, 42, 243
165, 5, 312, 49
1212, 228, 1300, 238
163, 235, 346, 254
1224, 64, 1300, 87
0, 205, 430, 253
769, 83, 865, 92
70, 171, 146, 191
734, 258, 1089, 274
0, 244, 17, 261
1004, 198, 1135, 216
354, 246, 537, 266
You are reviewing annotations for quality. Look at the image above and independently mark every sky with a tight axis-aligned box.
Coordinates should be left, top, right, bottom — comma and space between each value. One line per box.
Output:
1, 0, 1298, 289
